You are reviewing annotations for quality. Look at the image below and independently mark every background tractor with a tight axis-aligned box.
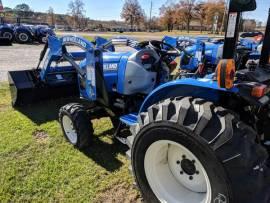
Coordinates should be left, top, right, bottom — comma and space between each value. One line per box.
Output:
0, 17, 55, 44
0, 17, 14, 45
14, 20, 55, 44
7, 0, 270, 202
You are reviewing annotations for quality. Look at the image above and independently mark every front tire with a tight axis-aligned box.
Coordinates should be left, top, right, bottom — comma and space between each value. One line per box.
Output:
2, 31, 14, 41
129, 97, 270, 203
59, 103, 94, 149
38, 35, 48, 44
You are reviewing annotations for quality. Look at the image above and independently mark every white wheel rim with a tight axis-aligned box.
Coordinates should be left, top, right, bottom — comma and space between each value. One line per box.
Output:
3, 32, 12, 40
62, 115, 78, 144
144, 140, 212, 203
41, 36, 47, 43
19, 33, 29, 42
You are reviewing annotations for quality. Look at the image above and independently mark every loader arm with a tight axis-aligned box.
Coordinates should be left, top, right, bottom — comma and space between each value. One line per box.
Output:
8, 35, 103, 106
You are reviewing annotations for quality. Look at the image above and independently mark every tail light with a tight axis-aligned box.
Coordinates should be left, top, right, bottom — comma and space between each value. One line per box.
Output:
141, 53, 150, 61
251, 85, 267, 98
169, 60, 178, 69
254, 34, 263, 42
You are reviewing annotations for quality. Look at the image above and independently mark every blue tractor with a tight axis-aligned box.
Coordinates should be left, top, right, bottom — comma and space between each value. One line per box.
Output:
14, 19, 55, 44
162, 35, 224, 78
8, 0, 270, 202
14, 24, 55, 44
0, 17, 14, 45
163, 33, 266, 74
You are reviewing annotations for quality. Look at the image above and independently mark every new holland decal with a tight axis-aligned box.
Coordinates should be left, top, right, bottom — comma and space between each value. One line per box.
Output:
103, 63, 118, 71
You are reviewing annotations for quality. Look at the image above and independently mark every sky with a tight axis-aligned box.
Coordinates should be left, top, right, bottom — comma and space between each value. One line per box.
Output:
2, 0, 270, 23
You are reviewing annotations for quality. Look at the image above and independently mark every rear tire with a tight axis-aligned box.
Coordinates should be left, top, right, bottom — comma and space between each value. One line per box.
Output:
59, 103, 93, 149
128, 97, 270, 203
15, 31, 32, 44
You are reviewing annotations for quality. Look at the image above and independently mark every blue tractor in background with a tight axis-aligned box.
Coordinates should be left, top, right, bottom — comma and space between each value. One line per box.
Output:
0, 17, 55, 44
14, 22, 55, 44
162, 35, 224, 78
163, 33, 265, 74
0, 17, 14, 45
7, 0, 270, 202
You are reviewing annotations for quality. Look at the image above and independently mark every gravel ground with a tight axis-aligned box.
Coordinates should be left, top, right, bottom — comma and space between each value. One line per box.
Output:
0, 43, 134, 82
0, 44, 43, 82
58, 31, 163, 41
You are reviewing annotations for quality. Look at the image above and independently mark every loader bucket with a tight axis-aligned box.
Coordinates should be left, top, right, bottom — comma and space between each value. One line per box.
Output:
8, 69, 79, 107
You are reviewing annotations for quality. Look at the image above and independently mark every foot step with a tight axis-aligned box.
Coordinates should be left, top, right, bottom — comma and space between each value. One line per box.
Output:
126, 136, 134, 148
126, 149, 131, 160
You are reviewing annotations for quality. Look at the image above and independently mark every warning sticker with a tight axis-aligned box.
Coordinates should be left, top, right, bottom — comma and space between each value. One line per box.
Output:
226, 12, 237, 38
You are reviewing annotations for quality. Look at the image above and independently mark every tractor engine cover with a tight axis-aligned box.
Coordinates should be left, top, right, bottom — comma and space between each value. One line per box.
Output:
8, 70, 79, 106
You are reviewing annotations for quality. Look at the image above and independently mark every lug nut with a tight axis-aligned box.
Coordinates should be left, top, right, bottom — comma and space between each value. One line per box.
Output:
182, 155, 186, 159
196, 171, 199, 175
176, 160, 180, 164
189, 176, 193, 180
180, 171, 184, 175
192, 160, 196, 163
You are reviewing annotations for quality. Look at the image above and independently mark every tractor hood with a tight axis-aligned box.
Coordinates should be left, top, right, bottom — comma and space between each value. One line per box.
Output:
103, 52, 133, 70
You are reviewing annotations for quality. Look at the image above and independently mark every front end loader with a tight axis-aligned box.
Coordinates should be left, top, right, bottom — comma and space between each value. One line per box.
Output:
7, 36, 93, 106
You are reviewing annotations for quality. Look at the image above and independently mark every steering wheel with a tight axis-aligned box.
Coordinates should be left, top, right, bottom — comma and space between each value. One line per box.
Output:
148, 40, 181, 57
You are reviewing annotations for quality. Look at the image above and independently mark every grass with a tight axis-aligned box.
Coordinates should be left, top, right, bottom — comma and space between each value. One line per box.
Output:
0, 83, 140, 202
108, 30, 222, 36
57, 30, 221, 43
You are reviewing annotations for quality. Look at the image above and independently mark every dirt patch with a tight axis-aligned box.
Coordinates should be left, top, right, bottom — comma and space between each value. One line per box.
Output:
33, 130, 49, 143
95, 182, 142, 203
0, 104, 9, 111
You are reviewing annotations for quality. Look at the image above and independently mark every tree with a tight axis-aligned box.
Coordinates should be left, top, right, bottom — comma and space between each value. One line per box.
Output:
159, 3, 176, 32
204, 0, 226, 33
150, 17, 162, 31
242, 19, 256, 32
194, 2, 207, 33
4, 7, 13, 12
68, 0, 86, 29
14, 3, 33, 18
121, 0, 144, 31
48, 7, 55, 26
177, 0, 196, 33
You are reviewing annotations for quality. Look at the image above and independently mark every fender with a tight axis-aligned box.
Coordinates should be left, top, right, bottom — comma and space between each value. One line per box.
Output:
0, 26, 13, 33
139, 77, 239, 113
162, 36, 178, 47
0, 26, 14, 39
14, 27, 34, 37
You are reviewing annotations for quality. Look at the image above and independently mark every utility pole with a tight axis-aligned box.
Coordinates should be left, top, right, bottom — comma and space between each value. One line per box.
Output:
149, 0, 153, 31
